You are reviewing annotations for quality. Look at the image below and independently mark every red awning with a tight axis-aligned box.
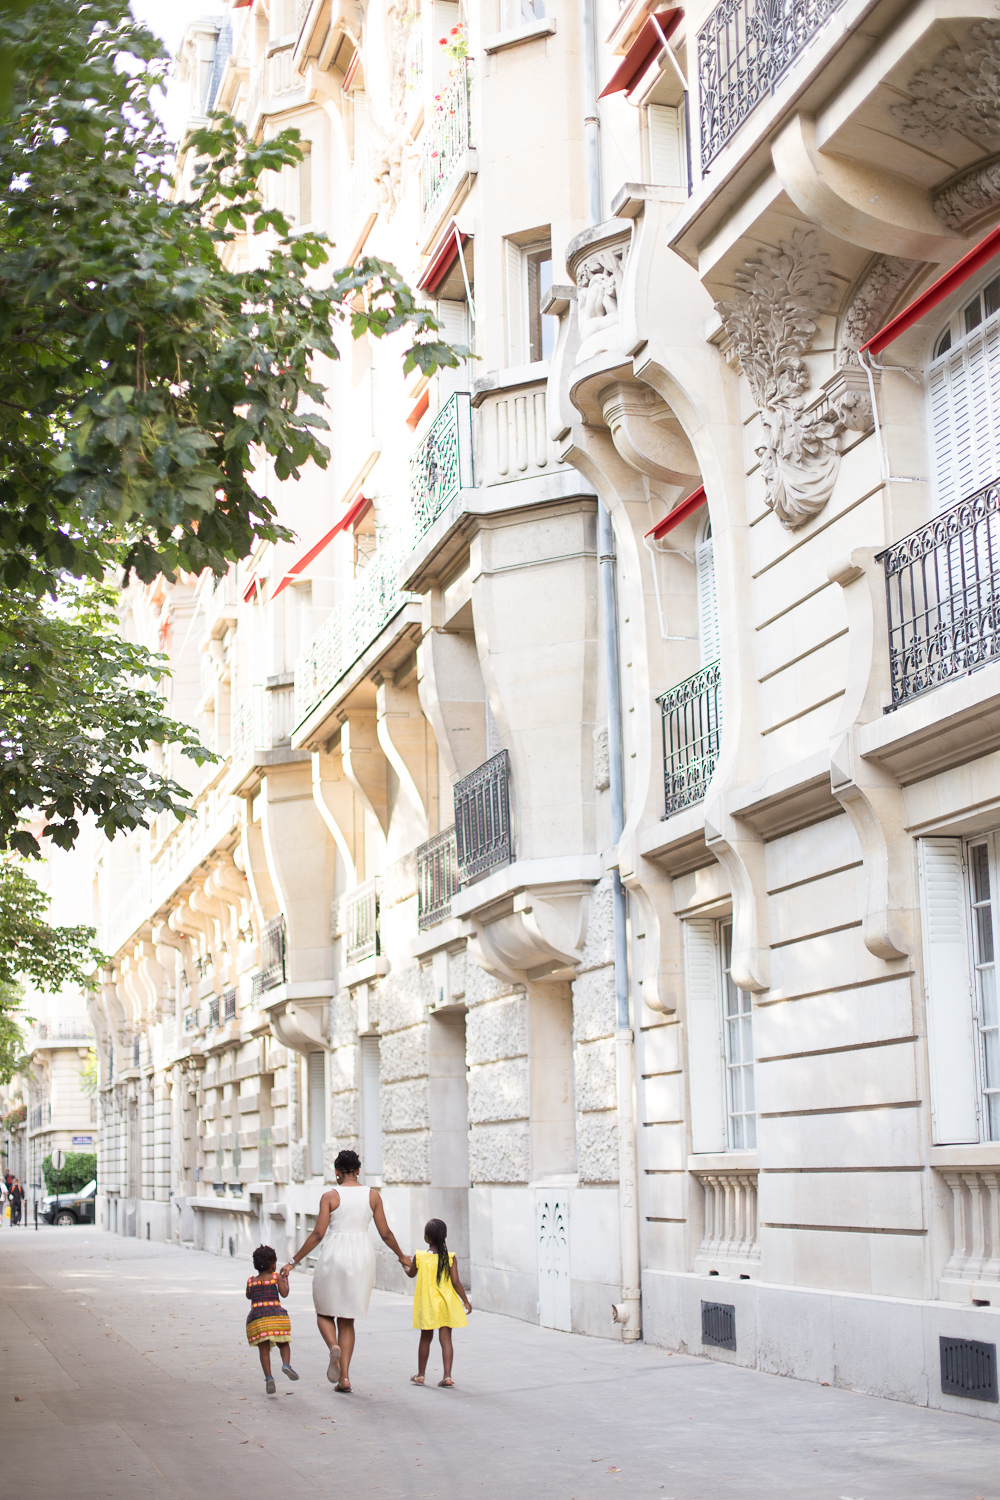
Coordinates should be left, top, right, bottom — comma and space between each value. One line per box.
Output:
270, 493, 371, 600
418, 220, 470, 297
860, 224, 1000, 359
599, 9, 683, 98
645, 485, 706, 538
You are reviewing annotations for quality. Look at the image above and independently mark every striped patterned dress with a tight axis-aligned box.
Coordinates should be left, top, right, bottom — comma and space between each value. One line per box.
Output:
245, 1272, 292, 1347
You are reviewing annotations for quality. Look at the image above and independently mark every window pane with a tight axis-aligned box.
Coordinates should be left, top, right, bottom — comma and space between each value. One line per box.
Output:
935, 327, 952, 357
970, 840, 1000, 1143
526, 246, 553, 362
720, 921, 755, 1152
985, 277, 1000, 318
966, 296, 983, 333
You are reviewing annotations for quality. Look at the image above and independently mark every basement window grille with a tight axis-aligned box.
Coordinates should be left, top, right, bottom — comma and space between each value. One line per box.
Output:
939, 1336, 999, 1402
701, 1300, 736, 1351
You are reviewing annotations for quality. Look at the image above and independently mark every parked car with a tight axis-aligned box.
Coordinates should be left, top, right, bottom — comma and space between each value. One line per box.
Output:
39, 1180, 96, 1226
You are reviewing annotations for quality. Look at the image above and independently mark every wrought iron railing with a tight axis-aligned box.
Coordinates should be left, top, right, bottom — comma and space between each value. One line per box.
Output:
417, 826, 460, 929
132, 1037, 141, 1067
222, 986, 237, 1022
409, 391, 474, 539
658, 661, 722, 815
207, 997, 220, 1029
257, 915, 287, 993
345, 879, 379, 966
422, 61, 474, 220
877, 480, 1000, 708
184, 1008, 199, 1033
454, 751, 513, 883
294, 536, 419, 728
698, 0, 847, 170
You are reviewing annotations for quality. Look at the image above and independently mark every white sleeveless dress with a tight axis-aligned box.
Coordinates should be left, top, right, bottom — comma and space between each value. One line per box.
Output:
311, 1185, 376, 1320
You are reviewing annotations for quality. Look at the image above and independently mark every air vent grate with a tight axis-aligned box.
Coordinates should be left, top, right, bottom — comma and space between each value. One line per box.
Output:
701, 1300, 736, 1351
940, 1336, 998, 1402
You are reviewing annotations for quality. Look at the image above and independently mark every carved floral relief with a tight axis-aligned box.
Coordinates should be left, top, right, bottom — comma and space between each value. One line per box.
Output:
892, 20, 1000, 149
717, 229, 869, 530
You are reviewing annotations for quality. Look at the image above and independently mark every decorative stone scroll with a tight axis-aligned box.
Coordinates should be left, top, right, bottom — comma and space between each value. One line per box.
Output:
892, 21, 1000, 150
837, 254, 921, 366
717, 229, 870, 529
934, 158, 1000, 233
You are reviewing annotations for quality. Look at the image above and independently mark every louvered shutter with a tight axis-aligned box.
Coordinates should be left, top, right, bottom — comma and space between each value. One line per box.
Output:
436, 299, 468, 400
930, 314, 1000, 515
361, 1034, 383, 1177
504, 240, 524, 366
696, 531, 720, 666
917, 838, 979, 1144
648, 104, 683, 188
684, 920, 726, 1154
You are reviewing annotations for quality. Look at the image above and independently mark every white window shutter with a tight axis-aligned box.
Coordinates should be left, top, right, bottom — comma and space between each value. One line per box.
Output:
930, 320, 1000, 515
648, 104, 683, 188
684, 919, 726, 1154
436, 299, 468, 399
361, 1035, 383, 1178
696, 534, 720, 666
353, 92, 369, 155
917, 838, 979, 1144
504, 239, 524, 366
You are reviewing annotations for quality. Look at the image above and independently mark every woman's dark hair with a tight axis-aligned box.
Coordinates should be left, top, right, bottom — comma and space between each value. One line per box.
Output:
334, 1149, 361, 1176
252, 1245, 277, 1273
425, 1218, 450, 1284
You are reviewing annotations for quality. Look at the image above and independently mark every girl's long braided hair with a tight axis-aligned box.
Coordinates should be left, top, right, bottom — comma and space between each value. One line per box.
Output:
424, 1218, 450, 1284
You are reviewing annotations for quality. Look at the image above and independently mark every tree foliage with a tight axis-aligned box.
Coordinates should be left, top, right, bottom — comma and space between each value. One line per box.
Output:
42, 1150, 96, 1193
0, 862, 103, 987
0, 979, 28, 1085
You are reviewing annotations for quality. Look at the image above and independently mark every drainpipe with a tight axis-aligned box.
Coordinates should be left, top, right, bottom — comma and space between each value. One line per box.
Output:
599, 505, 642, 1343
582, 0, 602, 227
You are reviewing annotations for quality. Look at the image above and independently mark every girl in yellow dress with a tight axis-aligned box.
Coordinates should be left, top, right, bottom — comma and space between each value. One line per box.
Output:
406, 1218, 471, 1387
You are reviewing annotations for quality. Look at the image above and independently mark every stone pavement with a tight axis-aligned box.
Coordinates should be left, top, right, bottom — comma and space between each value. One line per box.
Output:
1, 1227, 998, 1500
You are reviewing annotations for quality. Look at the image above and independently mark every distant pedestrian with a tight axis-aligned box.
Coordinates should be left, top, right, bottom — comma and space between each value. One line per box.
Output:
406, 1218, 471, 1388
10, 1180, 22, 1225
246, 1245, 297, 1395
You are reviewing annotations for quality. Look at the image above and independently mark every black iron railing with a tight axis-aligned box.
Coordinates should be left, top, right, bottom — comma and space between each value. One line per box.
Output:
417, 825, 460, 929
133, 1037, 141, 1067
222, 986, 237, 1022
454, 750, 513, 883
698, 0, 847, 170
257, 915, 286, 994
877, 480, 1000, 708
207, 997, 220, 1029
658, 661, 722, 815
345, 880, 379, 967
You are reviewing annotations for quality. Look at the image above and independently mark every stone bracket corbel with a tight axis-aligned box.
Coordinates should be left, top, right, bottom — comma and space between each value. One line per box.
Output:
466, 883, 594, 984
377, 676, 438, 833
618, 833, 678, 1014
341, 710, 390, 837
268, 1000, 329, 1055
703, 802, 770, 993
772, 112, 963, 261
312, 746, 360, 884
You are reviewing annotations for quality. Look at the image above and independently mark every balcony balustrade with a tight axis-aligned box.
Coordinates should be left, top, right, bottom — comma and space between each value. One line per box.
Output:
36, 1019, 93, 1042
939, 1168, 1000, 1292
409, 391, 474, 540
421, 61, 473, 221
692, 1168, 760, 1269
417, 826, 460, 929
698, 0, 847, 170
454, 750, 513, 884
658, 661, 722, 816
345, 879, 379, 966
877, 479, 1000, 708
207, 996, 220, 1029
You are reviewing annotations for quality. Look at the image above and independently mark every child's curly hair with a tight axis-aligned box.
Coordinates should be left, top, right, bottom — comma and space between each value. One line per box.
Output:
252, 1244, 278, 1273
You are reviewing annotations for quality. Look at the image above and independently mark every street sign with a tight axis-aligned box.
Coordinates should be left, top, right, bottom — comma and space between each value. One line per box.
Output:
51, 1149, 63, 1170
71, 1136, 93, 1147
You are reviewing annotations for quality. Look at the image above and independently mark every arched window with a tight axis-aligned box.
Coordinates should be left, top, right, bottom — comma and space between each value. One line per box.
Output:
695, 515, 720, 666
928, 270, 1000, 512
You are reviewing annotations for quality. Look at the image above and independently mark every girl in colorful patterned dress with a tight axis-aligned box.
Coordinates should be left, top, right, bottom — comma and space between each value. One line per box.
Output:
246, 1245, 298, 1395
405, 1218, 471, 1388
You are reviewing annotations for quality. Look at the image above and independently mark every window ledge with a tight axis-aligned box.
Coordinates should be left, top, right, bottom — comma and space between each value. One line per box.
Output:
483, 16, 557, 54
472, 360, 550, 406
689, 1152, 758, 1174
930, 1144, 1000, 1169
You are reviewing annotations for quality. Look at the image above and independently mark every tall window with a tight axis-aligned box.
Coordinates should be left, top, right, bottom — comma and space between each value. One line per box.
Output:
721, 922, 755, 1149
695, 515, 720, 666
504, 235, 553, 366
308, 1050, 326, 1177
967, 840, 1000, 1140
928, 268, 1000, 514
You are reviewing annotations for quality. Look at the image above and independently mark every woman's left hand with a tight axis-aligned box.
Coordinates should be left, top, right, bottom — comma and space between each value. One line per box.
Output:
280, 1262, 294, 1276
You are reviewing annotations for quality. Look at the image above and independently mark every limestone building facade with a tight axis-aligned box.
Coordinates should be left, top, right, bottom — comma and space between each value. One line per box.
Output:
85, 0, 1000, 1415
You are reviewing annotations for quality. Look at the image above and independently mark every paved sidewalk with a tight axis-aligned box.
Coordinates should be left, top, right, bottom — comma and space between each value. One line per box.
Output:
1, 1227, 998, 1500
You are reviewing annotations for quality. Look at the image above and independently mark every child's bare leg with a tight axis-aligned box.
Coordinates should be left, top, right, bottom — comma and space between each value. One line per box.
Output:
257, 1344, 272, 1377
337, 1318, 355, 1387
278, 1343, 291, 1364
416, 1329, 433, 1378
438, 1327, 454, 1382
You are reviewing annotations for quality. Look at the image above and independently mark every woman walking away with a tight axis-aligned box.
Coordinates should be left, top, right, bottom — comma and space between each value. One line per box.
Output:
281, 1150, 410, 1393
246, 1245, 298, 1395
406, 1218, 471, 1388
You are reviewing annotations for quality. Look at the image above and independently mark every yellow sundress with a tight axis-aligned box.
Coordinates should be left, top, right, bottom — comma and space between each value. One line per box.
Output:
412, 1250, 468, 1330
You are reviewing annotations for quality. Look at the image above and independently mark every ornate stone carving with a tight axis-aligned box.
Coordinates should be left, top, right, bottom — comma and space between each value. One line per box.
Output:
367, 0, 411, 217
934, 157, 1000, 233
718, 229, 860, 530
838, 255, 921, 366
576, 248, 625, 343
598, 380, 700, 486
892, 21, 1000, 149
